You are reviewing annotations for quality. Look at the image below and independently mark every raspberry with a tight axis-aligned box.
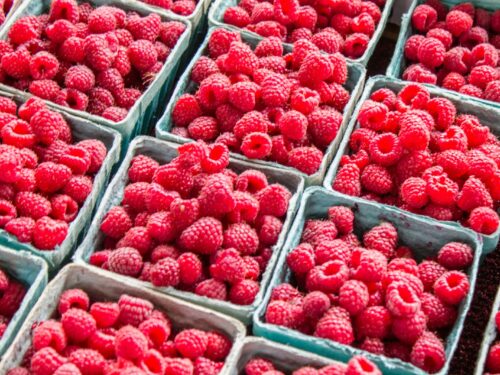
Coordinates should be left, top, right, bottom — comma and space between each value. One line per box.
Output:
61, 308, 97, 343
2, 48, 31, 80
357, 100, 388, 131
172, 94, 202, 128
391, 310, 427, 345
204, 332, 230, 362
425, 173, 459, 207
151, 258, 180, 287
412, 5, 438, 32
4, 217, 35, 243
350, 247, 387, 282
385, 282, 421, 318
265, 300, 299, 328
287, 244, 315, 275
360, 164, 393, 195
173, 329, 208, 359
0, 150, 22, 184
457, 176, 493, 212
245, 358, 274, 375
338, 280, 369, 316
403, 64, 437, 85
115, 326, 148, 361
355, 305, 392, 339
433, 270, 469, 305
469, 66, 498, 90
33, 217, 68, 250
368, 133, 402, 167
229, 279, 259, 305
446, 10, 473, 37
472, 43, 498, 67
127, 40, 157, 72
223, 222, 259, 255
484, 81, 500, 103
64, 65, 95, 93
178, 217, 223, 255
410, 331, 445, 373
487, 343, 500, 373
308, 109, 342, 149
69, 348, 105, 375
260, 73, 291, 108
30, 347, 67, 375
363, 223, 397, 258
421, 292, 456, 330
359, 337, 385, 355
15, 192, 51, 220
400, 178, 428, 209
333, 164, 361, 197
288, 147, 323, 175
108, 247, 143, 277
164, 358, 194, 375
442, 73, 466, 91
344, 33, 370, 59
346, 357, 381, 375
118, 295, 153, 327
327, 206, 354, 235
223, 6, 250, 27
195, 279, 227, 300
120, 182, 149, 212
29, 52, 59, 81
468, 206, 500, 234
404, 35, 425, 62
89, 302, 119, 329
314, 306, 354, 345
417, 37, 445, 68
58, 289, 89, 315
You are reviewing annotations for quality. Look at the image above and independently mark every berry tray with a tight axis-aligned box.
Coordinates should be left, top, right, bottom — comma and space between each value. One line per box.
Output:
73, 135, 305, 324
228, 336, 354, 375
322, 75, 500, 253
474, 285, 500, 375
253, 186, 482, 375
386, 0, 500, 110
155, 26, 366, 187
0, 263, 246, 372
0, 92, 122, 272
207, 0, 395, 67
0, 0, 192, 146
0, 245, 48, 357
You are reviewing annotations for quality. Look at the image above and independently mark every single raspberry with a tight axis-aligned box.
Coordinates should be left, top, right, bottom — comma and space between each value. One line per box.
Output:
350, 248, 387, 283
344, 33, 370, 59
115, 326, 148, 361
487, 343, 500, 373
89, 302, 119, 329
346, 356, 381, 375
229, 279, 260, 305
4, 217, 35, 243
368, 133, 402, 167
457, 176, 493, 212
301, 291, 331, 321
391, 310, 427, 345
338, 280, 369, 316
245, 358, 275, 375
400, 178, 428, 209
287, 147, 323, 175
14, 192, 50, 220
287, 244, 315, 275
446, 10, 473, 37
417, 37, 445, 68
178, 217, 223, 255
118, 294, 153, 327
314, 306, 354, 345
108, 247, 143, 277
261, 73, 291, 107
421, 292, 457, 330
61, 308, 97, 343
433, 271, 469, 305
410, 331, 445, 373
385, 281, 421, 318
442, 72, 467, 92
360, 164, 393, 195
33, 216, 68, 250
333, 164, 361, 197
69, 348, 105, 375
54, 363, 84, 375
412, 5, 438, 32
174, 329, 208, 359
468, 206, 500, 235
195, 279, 227, 301
30, 347, 67, 375
151, 258, 180, 287
437, 242, 473, 270
484, 81, 500, 103
58, 289, 89, 315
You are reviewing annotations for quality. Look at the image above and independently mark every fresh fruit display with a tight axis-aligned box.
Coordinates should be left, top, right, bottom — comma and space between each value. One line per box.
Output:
401, 0, 500, 103
265, 205, 473, 373
0, 267, 27, 340
221, 0, 386, 59
244, 355, 381, 375
485, 308, 500, 373
141, 0, 198, 16
0, 0, 187, 122
332, 83, 500, 236
0, 96, 108, 250
169, 28, 352, 175
6, 289, 233, 374
90, 141, 292, 306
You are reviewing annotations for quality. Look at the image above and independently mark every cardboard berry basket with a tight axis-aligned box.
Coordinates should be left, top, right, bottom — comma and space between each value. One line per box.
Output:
155, 26, 367, 187
73, 135, 305, 324
253, 186, 482, 375
207, 0, 395, 67
322, 75, 500, 253
0, 91, 122, 272
386, 0, 500, 110
0, 263, 246, 373
473, 286, 500, 375
0, 0, 192, 146
0, 245, 48, 358
228, 336, 362, 375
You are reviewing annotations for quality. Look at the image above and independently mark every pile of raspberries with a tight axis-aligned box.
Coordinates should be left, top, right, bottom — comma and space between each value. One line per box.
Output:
0, 267, 27, 340
221, 0, 385, 59
265, 205, 473, 373
402, 0, 500, 103
333, 83, 500, 236
0, 97, 108, 250
0, 0, 187, 122
141, 0, 198, 16
244, 354, 381, 375
90, 141, 292, 306
7, 289, 233, 375
170, 28, 351, 175
485, 309, 500, 373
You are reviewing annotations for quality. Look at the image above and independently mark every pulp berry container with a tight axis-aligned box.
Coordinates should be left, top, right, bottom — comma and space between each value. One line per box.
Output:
73, 135, 305, 324
323, 75, 500, 254
474, 286, 500, 375
0, 0, 191, 146
0, 245, 48, 357
386, 0, 500, 110
207, 0, 395, 67
155, 26, 367, 187
0, 263, 246, 372
229, 336, 360, 375
253, 186, 482, 375
0, 91, 122, 272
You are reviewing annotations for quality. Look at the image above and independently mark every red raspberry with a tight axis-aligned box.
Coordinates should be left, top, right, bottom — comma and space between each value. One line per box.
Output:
400, 178, 428, 209
89, 302, 119, 329
191, 57, 219, 84
116, 226, 154, 255
418, 260, 446, 291
484, 81, 500, 103
4, 217, 35, 243
472, 43, 498, 67
229, 279, 260, 305
100, 206, 132, 239
404, 35, 425, 62
178, 217, 223, 255
385, 281, 421, 318
346, 357, 381, 375
32, 320, 67, 353
359, 337, 385, 355
69, 348, 105, 374
360, 164, 393, 195
30, 347, 67, 375
437, 242, 473, 270
421, 292, 456, 330
425, 173, 459, 207
8, 16, 41, 45
302, 219, 338, 247
187, 116, 218, 141
355, 305, 391, 339
265, 300, 299, 328
107, 247, 143, 277
457, 176, 492, 212
338, 280, 369, 316
33, 217, 68, 250
300, 291, 330, 321
223, 222, 259, 255
245, 358, 274, 375
58, 289, 89, 315
350, 248, 387, 282
115, 326, 148, 361
487, 343, 500, 373
333, 164, 361, 197
288, 147, 323, 175
314, 306, 354, 345
433, 271, 469, 305
174, 329, 208, 359
127, 40, 157, 72
327, 206, 354, 235
442, 72, 466, 91
14, 192, 50, 220
224, 42, 258, 76
417, 37, 445, 68
446, 10, 473, 37
287, 244, 315, 275
391, 310, 427, 345
260, 73, 291, 108
29, 52, 59, 81
368, 133, 402, 167
308, 109, 342, 149
223, 6, 250, 27
344, 33, 370, 59
61, 308, 97, 343
118, 294, 153, 327
363, 222, 397, 258
410, 331, 445, 373
357, 100, 388, 131
412, 5, 437, 32
195, 279, 227, 301
469, 66, 498, 91
254, 184, 290, 218
468, 206, 500, 235
151, 258, 180, 287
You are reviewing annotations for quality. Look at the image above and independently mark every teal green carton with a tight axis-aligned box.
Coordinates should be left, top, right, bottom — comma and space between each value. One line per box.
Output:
387, 0, 500, 110
0, 91, 122, 272
207, 0, 395, 67
0, 264, 246, 372
74, 136, 304, 324
474, 286, 500, 375
322, 75, 500, 253
0, 246, 48, 357
155, 26, 366, 186
0, 0, 191, 146
254, 187, 482, 375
